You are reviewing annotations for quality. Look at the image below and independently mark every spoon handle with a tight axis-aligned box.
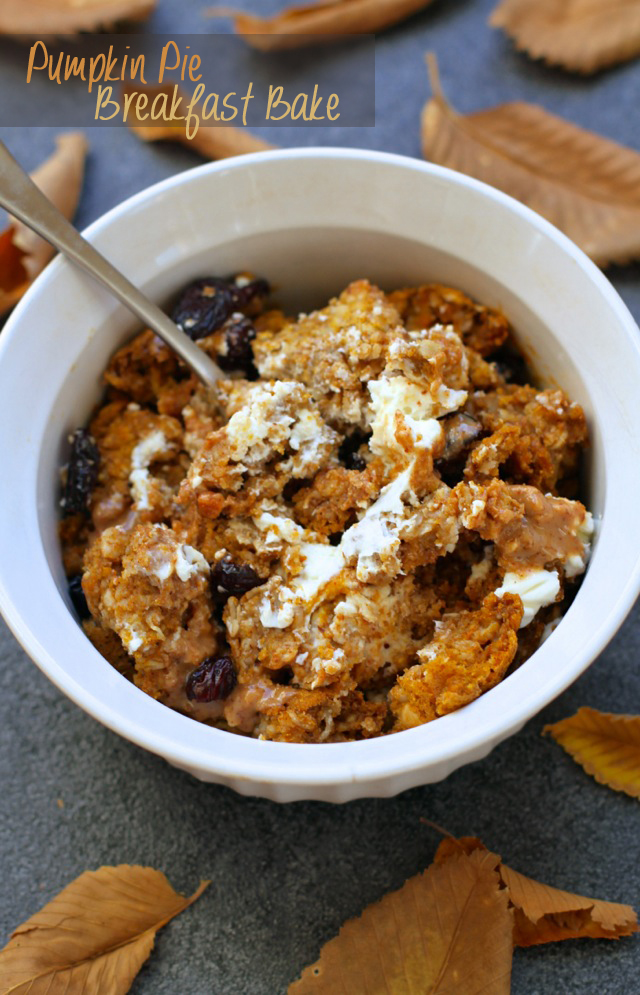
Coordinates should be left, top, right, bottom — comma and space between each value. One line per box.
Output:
0, 142, 222, 387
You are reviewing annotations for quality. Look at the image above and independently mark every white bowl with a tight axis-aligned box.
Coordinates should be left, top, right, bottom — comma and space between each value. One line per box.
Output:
1, 148, 640, 802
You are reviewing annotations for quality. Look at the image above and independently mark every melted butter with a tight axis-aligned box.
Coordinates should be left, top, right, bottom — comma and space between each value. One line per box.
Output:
224, 679, 298, 733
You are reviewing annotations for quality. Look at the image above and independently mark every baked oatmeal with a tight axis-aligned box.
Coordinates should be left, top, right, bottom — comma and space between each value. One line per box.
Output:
60, 274, 593, 743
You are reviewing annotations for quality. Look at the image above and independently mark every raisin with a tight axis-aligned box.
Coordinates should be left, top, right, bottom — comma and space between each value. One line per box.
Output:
229, 276, 270, 311
62, 429, 100, 516
439, 413, 481, 463
346, 453, 366, 472
272, 666, 293, 686
68, 574, 90, 619
338, 429, 370, 471
490, 344, 530, 385
217, 315, 257, 375
186, 655, 237, 702
172, 278, 235, 340
211, 556, 263, 598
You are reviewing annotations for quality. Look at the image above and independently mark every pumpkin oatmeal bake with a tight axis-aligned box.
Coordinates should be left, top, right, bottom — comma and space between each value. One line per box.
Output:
60, 274, 593, 743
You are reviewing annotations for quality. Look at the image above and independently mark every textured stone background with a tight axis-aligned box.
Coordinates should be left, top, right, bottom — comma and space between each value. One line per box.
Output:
1, 1, 639, 992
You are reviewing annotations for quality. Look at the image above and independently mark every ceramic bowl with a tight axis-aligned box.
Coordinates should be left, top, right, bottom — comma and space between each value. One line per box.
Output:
1, 148, 640, 802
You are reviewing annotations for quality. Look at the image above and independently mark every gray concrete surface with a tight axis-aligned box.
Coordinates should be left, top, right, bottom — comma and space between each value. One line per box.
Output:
1, 0, 639, 991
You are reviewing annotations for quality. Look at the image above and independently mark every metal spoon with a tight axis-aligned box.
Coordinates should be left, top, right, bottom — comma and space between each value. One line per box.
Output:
0, 142, 222, 387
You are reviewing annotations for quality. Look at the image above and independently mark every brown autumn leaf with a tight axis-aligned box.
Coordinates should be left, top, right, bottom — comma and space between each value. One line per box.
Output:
544, 706, 640, 799
122, 83, 275, 159
0, 865, 209, 994
490, 0, 640, 75
502, 863, 638, 946
0, 132, 87, 317
289, 847, 513, 994
0, 229, 29, 317
434, 836, 638, 947
0, 0, 155, 35
207, 0, 436, 52
421, 55, 640, 267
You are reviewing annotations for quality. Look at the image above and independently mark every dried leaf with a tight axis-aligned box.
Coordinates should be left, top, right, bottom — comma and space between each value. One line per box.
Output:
13, 132, 87, 281
0, 228, 30, 316
421, 55, 640, 267
0, 865, 209, 994
207, 0, 435, 51
544, 706, 640, 799
0, 133, 87, 317
289, 848, 513, 994
0, 0, 155, 35
432, 835, 487, 864
122, 83, 275, 159
501, 863, 638, 946
490, 0, 640, 74
434, 837, 638, 947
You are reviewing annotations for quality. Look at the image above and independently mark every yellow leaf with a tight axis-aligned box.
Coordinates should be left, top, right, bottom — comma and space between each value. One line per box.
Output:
0, 0, 155, 35
490, 0, 640, 74
207, 0, 435, 51
122, 83, 275, 159
434, 836, 638, 947
501, 863, 638, 946
544, 706, 640, 798
289, 848, 513, 994
432, 835, 486, 864
421, 55, 640, 267
0, 865, 209, 994
0, 133, 87, 317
